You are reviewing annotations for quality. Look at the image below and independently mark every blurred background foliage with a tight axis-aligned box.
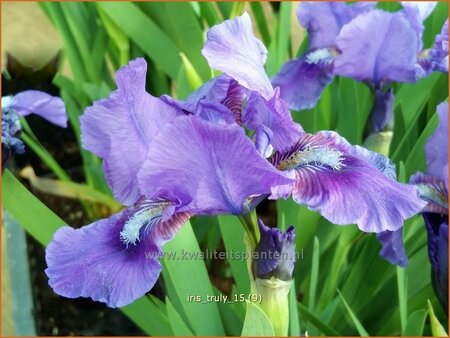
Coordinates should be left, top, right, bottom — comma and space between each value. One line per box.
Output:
2, 1, 448, 336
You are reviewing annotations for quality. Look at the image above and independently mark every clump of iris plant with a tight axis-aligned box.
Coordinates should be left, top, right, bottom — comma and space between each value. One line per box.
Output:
2, 90, 67, 170
45, 11, 426, 314
272, 2, 448, 147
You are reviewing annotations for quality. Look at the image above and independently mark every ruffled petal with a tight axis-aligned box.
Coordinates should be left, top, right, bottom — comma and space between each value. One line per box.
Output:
271, 50, 335, 111
429, 19, 449, 73
401, 2, 437, 51
272, 131, 426, 232
201, 12, 273, 100
45, 204, 190, 308
242, 88, 303, 153
334, 10, 418, 85
161, 75, 244, 125
138, 115, 294, 215
80, 58, 179, 206
297, 2, 375, 49
9, 90, 67, 127
377, 228, 408, 267
425, 102, 448, 181
410, 172, 448, 214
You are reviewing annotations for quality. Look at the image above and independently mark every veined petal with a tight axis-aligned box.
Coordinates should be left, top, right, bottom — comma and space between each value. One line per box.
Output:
242, 88, 303, 153
401, 1, 437, 51
271, 50, 335, 111
161, 75, 245, 125
425, 102, 448, 181
202, 12, 274, 100
138, 115, 293, 215
272, 131, 426, 232
410, 172, 448, 214
377, 228, 408, 267
334, 10, 418, 85
80, 58, 179, 206
8, 90, 67, 127
297, 2, 375, 49
45, 203, 190, 308
430, 19, 449, 73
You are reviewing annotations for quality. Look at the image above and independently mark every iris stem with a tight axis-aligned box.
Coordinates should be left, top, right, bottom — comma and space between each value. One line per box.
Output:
238, 210, 259, 251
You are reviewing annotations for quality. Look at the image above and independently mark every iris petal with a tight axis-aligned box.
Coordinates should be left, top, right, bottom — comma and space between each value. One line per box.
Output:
45, 205, 190, 308
80, 58, 179, 206
273, 131, 426, 232
334, 10, 418, 85
138, 115, 294, 215
9, 90, 67, 127
201, 12, 273, 100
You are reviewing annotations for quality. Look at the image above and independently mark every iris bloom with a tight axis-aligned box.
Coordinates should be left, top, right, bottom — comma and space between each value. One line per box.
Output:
272, 1, 448, 131
46, 12, 426, 308
411, 102, 447, 310
45, 58, 293, 308
378, 102, 448, 286
162, 12, 303, 156
2, 90, 67, 169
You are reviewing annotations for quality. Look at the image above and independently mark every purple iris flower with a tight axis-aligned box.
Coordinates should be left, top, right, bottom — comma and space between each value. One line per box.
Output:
161, 12, 305, 158
411, 102, 448, 310
162, 12, 303, 155
270, 130, 426, 233
272, 1, 447, 124
253, 220, 296, 281
272, 2, 375, 110
2, 90, 67, 169
46, 58, 293, 308
378, 102, 448, 282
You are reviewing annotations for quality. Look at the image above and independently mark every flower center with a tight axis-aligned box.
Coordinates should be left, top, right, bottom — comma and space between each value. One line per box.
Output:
305, 48, 334, 64
276, 146, 345, 171
119, 201, 169, 246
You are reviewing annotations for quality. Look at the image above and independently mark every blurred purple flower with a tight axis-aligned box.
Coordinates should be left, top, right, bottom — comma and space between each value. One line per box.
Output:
273, 1, 448, 118
271, 130, 426, 233
46, 58, 293, 308
253, 220, 296, 281
272, 2, 374, 110
2, 90, 67, 169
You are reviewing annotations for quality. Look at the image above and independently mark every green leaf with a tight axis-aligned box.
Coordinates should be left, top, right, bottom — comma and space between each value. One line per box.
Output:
427, 300, 448, 337
162, 223, 225, 335
218, 215, 250, 295
165, 297, 195, 336
297, 302, 341, 336
249, 2, 271, 46
337, 290, 369, 336
403, 310, 428, 336
97, 2, 181, 80
179, 52, 203, 90
121, 297, 173, 336
241, 301, 275, 336
2, 170, 64, 245
397, 266, 408, 333
308, 237, 320, 312
289, 283, 301, 336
